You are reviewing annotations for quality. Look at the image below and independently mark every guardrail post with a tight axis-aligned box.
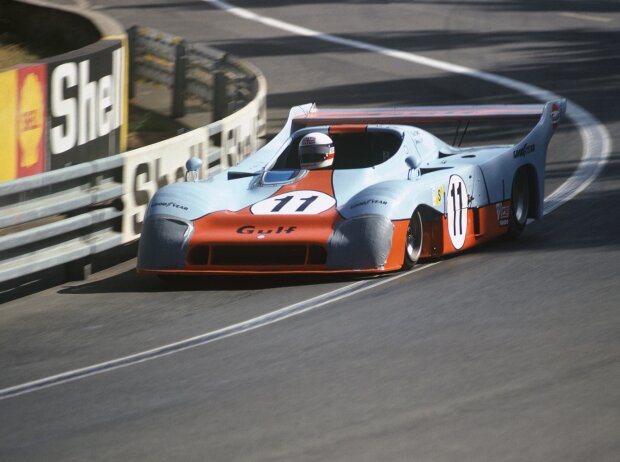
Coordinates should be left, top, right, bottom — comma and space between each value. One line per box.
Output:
65, 257, 92, 281
171, 39, 187, 118
127, 25, 137, 99
213, 70, 228, 121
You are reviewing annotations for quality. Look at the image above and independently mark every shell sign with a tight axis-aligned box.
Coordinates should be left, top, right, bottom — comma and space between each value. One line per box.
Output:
17, 65, 47, 178
0, 69, 18, 182
0, 64, 47, 182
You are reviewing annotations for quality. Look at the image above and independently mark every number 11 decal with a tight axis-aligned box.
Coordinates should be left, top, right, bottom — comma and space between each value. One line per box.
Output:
447, 175, 468, 249
251, 190, 335, 215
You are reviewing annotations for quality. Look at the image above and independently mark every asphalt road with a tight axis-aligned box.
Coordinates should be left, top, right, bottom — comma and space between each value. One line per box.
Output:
1, 1, 619, 461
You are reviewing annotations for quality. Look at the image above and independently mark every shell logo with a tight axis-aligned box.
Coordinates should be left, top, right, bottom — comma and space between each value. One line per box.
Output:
433, 184, 444, 206
18, 71, 44, 169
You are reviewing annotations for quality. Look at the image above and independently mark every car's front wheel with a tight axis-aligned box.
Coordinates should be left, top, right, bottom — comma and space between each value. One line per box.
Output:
403, 210, 423, 270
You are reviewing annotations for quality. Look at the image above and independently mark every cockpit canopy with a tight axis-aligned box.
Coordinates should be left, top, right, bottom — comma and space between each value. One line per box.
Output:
272, 126, 404, 170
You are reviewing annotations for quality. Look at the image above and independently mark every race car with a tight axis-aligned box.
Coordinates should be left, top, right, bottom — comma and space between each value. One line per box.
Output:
137, 100, 565, 275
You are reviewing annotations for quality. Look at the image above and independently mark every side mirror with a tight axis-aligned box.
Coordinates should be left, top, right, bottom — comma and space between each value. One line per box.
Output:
185, 157, 203, 182
405, 156, 420, 180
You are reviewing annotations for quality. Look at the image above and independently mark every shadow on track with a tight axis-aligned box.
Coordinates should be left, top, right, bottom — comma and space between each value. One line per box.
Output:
56, 269, 381, 295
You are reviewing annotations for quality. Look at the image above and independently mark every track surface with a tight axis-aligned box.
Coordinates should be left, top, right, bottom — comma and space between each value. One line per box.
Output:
1, 1, 619, 460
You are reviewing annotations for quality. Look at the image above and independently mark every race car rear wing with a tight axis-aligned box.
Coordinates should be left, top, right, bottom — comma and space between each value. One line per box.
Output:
230, 100, 565, 181
292, 101, 566, 129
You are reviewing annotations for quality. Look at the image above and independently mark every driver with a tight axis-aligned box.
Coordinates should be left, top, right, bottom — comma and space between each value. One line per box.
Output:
299, 132, 335, 169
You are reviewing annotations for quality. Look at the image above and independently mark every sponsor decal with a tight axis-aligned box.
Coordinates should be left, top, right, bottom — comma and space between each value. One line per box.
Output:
17, 65, 47, 177
350, 198, 388, 209
48, 41, 125, 168
513, 143, 535, 159
0, 69, 18, 182
301, 136, 316, 145
0, 65, 47, 182
432, 184, 444, 206
496, 202, 510, 226
251, 190, 335, 215
236, 225, 297, 235
152, 201, 189, 211
447, 175, 468, 250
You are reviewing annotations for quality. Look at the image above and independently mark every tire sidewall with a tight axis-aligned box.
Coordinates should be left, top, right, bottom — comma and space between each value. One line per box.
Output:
403, 210, 423, 270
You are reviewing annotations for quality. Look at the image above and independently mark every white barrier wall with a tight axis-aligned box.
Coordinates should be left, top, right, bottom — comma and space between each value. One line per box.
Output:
122, 78, 266, 243
122, 127, 211, 242
218, 91, 265, 170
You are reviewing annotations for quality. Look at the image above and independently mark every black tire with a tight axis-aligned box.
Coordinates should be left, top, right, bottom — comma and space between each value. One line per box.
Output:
507, 168, 530, 239
403, 210, 423, 270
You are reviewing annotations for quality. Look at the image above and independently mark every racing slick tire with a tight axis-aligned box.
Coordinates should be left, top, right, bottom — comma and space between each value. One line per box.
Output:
507, 168, 530, 239
403, 210, 423, 270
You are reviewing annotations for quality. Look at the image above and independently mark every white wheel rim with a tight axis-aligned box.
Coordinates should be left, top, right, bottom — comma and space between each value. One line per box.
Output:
406, 213, 423, 263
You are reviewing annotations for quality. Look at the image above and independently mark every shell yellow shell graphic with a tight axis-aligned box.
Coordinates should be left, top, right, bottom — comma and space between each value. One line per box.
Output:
18, 72, 44, 168
433, 184, 444, 206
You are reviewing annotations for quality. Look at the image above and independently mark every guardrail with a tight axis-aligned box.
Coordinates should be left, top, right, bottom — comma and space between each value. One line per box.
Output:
129, 26, 263, 126
0, 155, 125, 282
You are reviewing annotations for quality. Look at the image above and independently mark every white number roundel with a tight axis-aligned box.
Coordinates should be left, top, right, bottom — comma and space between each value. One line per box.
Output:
447, 175, 468, 250
251, 190, 335, 215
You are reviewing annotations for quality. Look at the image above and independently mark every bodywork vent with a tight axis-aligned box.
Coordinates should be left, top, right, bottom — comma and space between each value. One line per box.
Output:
196, 245, 327, 266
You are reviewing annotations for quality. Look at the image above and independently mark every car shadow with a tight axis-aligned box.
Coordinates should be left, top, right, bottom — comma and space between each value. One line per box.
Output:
56, 268, 384, 295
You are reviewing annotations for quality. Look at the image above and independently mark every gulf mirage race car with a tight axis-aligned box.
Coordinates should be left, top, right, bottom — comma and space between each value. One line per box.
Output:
137, 100, 565, 276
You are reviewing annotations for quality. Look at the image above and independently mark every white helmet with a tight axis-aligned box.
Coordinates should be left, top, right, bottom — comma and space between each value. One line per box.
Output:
299, 132, 335, 169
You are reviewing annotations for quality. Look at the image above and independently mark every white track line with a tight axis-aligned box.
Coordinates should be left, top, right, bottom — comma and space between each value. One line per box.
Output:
560, 12, 613, 23
0, 1, 611, 401
0, 263, 438, 401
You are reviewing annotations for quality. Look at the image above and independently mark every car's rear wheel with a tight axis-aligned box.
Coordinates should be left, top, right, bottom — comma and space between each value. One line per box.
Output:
508, 168, 530, 238
403, 210, 423, 270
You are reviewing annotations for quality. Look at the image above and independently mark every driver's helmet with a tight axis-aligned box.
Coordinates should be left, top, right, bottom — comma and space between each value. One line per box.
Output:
299, 132, 335, 169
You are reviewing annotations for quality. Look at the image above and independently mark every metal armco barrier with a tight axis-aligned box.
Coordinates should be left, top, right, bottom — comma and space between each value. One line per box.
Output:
0, 60, 267, 283
129, 26, 263, 123
0, 155, 125, 282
